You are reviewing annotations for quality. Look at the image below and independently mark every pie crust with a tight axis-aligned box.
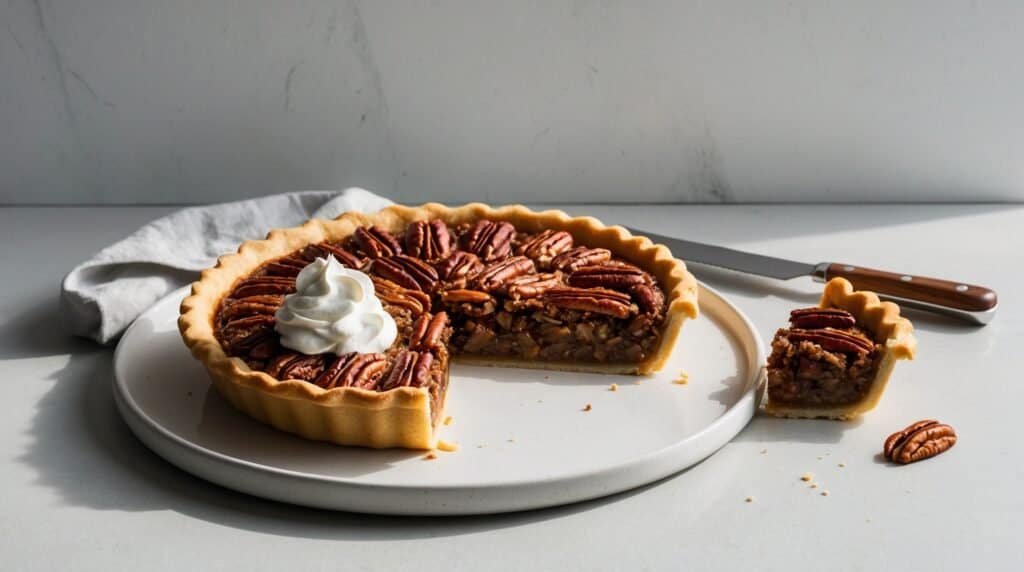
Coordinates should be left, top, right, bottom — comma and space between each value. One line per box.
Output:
763, 277, 916, 420
179, 203, 699, 449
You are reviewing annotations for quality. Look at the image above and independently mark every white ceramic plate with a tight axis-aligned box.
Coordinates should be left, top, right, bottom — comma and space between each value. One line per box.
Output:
114, 283, 764, 515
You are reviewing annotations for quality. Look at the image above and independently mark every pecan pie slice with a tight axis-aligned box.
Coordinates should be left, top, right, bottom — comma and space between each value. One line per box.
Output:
764, 278, 916, 420
179, 203, 698, 449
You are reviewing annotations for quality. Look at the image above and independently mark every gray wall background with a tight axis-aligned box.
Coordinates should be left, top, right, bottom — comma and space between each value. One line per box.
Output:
3, 1, 1023, 205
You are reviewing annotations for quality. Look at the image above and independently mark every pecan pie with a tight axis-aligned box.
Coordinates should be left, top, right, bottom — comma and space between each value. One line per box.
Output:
764, 278, 916, 420
179, 203, 699, 449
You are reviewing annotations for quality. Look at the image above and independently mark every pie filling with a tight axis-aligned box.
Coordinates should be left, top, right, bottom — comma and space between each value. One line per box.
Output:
765, 308, 882, 408
213, 219, 669, 423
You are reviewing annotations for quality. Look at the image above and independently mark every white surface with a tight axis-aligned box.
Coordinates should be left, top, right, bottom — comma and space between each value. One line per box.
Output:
1, 204, 1020, 570
5, 1, 1024, 204
114, 283, 762, 515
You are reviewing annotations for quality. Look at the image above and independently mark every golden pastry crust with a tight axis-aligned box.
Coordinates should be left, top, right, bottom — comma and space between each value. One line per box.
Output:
763, 277, 916, 420
179, 203, 699, 448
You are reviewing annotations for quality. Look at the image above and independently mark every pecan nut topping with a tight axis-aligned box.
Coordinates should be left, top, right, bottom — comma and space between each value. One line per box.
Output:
568, 263, 648, 292
883, 420, 957, 464
441, 289, 497, 316
232, 276, 297, 299
264, 256, 310, 277
788, 328, 874, 354
315, 352, 390, 389
461, 220, 515, 262
220, 314, 275, 341
410, 311, 449, 351
507, 272, 561, 300
266, 353, 326, 381
371, 276, 430, 316
630, 283, 665, 317
435, 251, 485, 288
353, 226, 402, 258
789, 307, 858, 330
474, 256, 536, 292
218, 299, 281, 323
371, 255, 439, 292
517, 229, 573, 268
380, 350, 434, 390
405, 220, 453, 261
304, 242, 363, 269
551, 246, 612, 273
543, 287, 637, 319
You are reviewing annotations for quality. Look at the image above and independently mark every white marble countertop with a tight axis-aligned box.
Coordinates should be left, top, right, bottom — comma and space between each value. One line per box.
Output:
2, 204, 1019, 571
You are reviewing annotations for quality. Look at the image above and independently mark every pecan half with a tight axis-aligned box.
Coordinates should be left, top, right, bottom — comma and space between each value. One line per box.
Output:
372, 277, 430, 316
404, 220, 453, 261
435, 251, 485, 288
410, 311, 449, 351
474, 256, 536, 292
371, 255, 439, 292
264, 256, 309, 278
232, 276, 296, 298
314, 352, 390, 389
788, 328, 874, 354
461, 220, 515, 262
789, 307, 857, 330
631, 283, 665, 316
440, 289, 496, 316
551, 246, 612, 273
568, 263, 647, 292
220, 314, 275, 340
517, 230, 573, 268
219, 300, 280, 323
224, 328, 276, 358
305, 242, 363, 269
353, 226, 402, 258
380, 350, 434, 390
265, 353, 323, 379
543, 287, 637, 319
883, 420, 957, 464
507, 272, 562, 300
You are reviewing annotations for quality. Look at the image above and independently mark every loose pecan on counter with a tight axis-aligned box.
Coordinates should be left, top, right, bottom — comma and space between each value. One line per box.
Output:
883, 420, 957, 464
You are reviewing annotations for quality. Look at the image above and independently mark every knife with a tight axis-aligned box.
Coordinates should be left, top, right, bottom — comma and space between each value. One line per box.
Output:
626, 227, 998, 325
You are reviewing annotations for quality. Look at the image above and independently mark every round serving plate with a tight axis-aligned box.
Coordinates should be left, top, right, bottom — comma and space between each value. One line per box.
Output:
113, 282, 765, 515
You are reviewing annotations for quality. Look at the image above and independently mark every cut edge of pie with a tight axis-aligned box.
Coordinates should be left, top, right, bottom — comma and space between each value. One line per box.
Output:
178, 202, 699, 448
762, 277, 916, 420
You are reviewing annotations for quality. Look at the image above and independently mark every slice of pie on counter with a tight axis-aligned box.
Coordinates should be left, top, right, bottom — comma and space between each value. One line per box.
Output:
179, 203, 699, 449
764, 277, 916, 420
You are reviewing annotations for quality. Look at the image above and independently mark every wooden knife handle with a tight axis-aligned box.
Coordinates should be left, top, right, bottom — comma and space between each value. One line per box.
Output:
822, 263, 997, 314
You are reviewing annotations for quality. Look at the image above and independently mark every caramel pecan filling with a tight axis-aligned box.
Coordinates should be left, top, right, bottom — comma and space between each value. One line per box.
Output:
213, 220, 670, 400
766, 307, 882, 407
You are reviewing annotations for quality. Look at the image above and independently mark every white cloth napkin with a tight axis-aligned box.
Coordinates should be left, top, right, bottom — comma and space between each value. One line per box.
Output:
61, 188, 394, 344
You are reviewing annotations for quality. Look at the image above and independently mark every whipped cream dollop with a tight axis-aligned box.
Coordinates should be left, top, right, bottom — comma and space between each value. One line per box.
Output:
274, 256, 397, 355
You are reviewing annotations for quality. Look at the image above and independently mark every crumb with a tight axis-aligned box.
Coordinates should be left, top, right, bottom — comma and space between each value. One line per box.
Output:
760, 449, 767, 455
423, 453, 437, 460
800, 472, 814, 482
609, 383, 618, 392
583, 403, 592, 412
745, 496, 754, 503
838, 462, 846, 468
436, 440, 458, 452
817, 456, 823, 460
810, 483, 818, 489
443, 416, 454, 426
544, 375, 550, 380
821, 490, 830, 497
507, 438, 515, 443
672, 370, 690, 385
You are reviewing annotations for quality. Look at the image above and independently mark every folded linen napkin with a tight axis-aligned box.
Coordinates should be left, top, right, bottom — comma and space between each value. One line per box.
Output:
61, 188, 394, 344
